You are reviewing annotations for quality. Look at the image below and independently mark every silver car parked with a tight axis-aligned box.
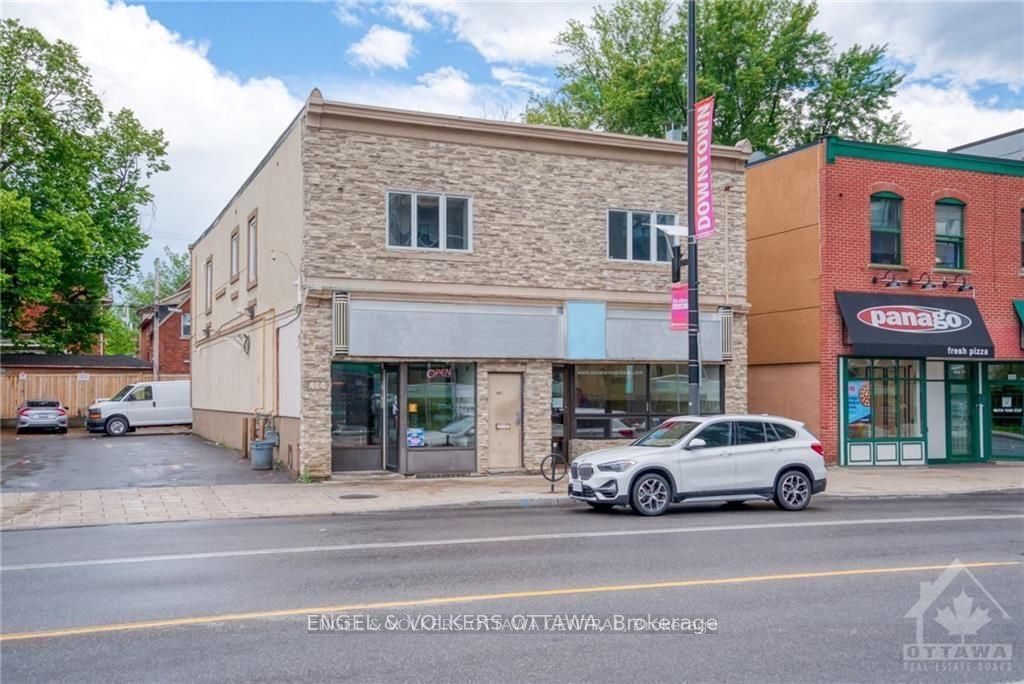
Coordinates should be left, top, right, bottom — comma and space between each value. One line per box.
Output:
16, 399, 68, 434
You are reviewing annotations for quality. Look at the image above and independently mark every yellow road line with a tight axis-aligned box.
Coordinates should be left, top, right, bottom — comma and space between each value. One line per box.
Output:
1, 560, 1019, 642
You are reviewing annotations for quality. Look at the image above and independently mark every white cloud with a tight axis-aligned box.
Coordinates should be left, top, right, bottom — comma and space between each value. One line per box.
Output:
490, 66, 550, 94
425, 1, 599, 64
333, 0, 369, 26
322, 66, 529, 120
815, 1, 1024, 89
347, 25, 415, 71
7, 0, 302, 273
385, 2, 431, 30
895, 83, 1024, 150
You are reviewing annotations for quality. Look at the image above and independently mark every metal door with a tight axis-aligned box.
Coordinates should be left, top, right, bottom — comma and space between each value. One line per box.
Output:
487, 373, 523, 470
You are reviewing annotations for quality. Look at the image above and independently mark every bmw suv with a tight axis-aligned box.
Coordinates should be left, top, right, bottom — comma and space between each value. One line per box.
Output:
568, 415, 827, 516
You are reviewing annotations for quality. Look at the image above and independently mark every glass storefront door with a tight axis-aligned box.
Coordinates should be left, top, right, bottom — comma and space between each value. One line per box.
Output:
945, 363, 977, 461
330, 362, 383, 471
987, 363, 1024, 460
384, 364, 400, 471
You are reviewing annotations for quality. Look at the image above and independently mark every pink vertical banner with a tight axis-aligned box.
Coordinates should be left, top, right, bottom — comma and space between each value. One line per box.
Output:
694, 95, 716, 240
670, 283, 688, 330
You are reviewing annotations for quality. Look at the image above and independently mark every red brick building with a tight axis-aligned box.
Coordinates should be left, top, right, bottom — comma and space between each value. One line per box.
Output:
138, 282, 191, 377
748, 137, 1024, 466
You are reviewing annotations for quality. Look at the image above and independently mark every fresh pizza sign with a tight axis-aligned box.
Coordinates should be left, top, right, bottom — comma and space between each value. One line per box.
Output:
857, 305, 972, 334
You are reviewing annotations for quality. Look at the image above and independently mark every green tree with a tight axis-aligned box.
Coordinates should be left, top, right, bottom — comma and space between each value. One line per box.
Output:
99, 308, 136, 356
121, 246, 190, 312
0, 19, 169, 352
525, 0, 909, 153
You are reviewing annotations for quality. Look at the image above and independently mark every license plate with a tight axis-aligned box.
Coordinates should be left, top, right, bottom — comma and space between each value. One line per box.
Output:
38, 413, 53, 419
571, 481, 582, 494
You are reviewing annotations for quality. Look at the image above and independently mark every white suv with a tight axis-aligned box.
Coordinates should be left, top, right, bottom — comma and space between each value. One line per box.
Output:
568, 415, 827, 516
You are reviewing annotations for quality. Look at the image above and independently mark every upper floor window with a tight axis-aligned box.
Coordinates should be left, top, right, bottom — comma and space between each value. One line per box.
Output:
1020, 209, 1023, 270
608, 210, 676, 262
247, 214, 258, 285
387, 191, 471, 251
204, 257, 213, 314
180, 312, 192, 338
230, 229, 240, 281
870, 192, 902, 265
935, 199, 965, 269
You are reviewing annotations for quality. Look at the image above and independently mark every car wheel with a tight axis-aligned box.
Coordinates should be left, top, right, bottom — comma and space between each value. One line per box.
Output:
15, 427, 24, 435
59, 427, 68, 434
586, 502, 615, 511
630, 472, 671, 516
774, 469, 812, 511
105, 416, 129, 437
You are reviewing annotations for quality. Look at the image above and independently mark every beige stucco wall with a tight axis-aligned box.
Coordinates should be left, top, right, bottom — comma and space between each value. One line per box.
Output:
190, 118, 305, 437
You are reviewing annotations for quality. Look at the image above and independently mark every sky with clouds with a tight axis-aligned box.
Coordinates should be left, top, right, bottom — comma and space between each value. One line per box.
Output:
6, 0, 1023, 280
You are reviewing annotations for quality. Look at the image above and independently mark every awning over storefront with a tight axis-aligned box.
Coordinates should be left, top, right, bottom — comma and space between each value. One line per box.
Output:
835, 291, 994, 359
1014, 300, 1024, 326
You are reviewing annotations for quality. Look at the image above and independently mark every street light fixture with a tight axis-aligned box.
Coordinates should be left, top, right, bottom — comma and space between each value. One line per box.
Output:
656, 224, 689, 281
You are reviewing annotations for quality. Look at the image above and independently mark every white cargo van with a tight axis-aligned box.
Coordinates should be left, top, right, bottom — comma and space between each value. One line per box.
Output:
86, 381, 191, 436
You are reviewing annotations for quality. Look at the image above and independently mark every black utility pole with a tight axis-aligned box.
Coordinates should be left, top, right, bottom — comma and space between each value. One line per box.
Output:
686, 0, 700, 415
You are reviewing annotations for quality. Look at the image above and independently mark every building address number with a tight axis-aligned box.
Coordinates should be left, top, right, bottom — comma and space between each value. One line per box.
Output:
307, 381, 329, 391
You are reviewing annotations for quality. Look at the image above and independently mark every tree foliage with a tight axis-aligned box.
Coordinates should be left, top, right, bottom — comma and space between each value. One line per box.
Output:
0, 19, 169, 352
100, 308, 136, 356
121, 246, 190, 311
525, 0, 909, 153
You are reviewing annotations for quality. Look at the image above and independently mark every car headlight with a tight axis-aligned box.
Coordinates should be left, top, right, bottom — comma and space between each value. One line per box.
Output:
597, 460, 636, 472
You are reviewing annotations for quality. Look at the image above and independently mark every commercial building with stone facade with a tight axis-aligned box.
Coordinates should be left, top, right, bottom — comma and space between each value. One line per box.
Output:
189, 90, 750, 478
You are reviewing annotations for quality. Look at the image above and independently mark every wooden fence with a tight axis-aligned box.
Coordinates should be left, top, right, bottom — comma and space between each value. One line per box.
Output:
1, 371, 189, 420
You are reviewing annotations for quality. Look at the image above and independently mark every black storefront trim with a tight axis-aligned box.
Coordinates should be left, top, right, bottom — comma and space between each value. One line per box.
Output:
836, 291, 994, 359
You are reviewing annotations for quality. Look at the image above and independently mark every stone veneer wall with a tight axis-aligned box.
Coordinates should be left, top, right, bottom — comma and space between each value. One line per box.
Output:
476, 361, 551, 472
298, 292, 333, 478
300, 126, 747, 301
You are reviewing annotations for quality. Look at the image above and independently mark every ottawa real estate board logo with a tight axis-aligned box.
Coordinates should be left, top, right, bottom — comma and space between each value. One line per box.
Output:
858, 305, 972, 334
903, 559, 1013, 674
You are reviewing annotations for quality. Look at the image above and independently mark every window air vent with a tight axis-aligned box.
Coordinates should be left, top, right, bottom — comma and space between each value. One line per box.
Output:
719, 307, 734, 360
332, 292, 350, 356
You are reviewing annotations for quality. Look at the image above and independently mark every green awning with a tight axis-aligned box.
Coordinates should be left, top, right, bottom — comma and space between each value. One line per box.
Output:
1015, 300, 1024, 324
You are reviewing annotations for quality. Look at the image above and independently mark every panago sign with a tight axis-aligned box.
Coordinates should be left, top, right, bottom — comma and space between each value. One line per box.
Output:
856, 305, 972, 334
693, 96, 716, 240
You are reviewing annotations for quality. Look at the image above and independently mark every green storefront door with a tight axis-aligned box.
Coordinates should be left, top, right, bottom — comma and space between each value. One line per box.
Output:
986, 363, 1024, 460
945, 363, 978, 461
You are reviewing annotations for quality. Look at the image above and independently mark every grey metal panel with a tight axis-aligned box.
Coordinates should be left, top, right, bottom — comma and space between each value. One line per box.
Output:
405, 449, 476, 474
349, 300, 563, 359
605, 309, 723, 362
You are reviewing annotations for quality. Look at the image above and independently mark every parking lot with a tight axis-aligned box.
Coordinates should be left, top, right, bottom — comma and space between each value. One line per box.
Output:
0, 429, 291, 491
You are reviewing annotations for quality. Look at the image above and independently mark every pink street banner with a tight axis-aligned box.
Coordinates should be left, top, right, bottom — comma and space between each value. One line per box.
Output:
694, 95, 716, 240
670, 283, 688, 330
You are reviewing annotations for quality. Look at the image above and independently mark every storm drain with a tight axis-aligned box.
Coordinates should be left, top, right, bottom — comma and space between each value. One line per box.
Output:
337, 493, 378, 500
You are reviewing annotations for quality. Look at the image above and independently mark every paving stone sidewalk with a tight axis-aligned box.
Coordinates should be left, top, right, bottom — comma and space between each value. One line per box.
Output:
2, 463, 1022, 531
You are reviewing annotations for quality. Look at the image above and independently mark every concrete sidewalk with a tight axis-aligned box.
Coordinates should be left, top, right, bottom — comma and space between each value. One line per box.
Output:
2, 462, 1023, 531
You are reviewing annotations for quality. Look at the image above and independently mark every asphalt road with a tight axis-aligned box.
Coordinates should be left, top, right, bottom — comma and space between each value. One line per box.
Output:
2, 493, 1023, 683
0, 430, 290, 491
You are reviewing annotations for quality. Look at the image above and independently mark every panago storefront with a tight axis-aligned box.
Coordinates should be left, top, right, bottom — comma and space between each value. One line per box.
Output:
834, 292, 1020, 465
746, 136, 1024, 467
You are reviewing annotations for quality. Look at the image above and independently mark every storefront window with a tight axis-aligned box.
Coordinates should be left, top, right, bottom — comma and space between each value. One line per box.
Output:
988, 363, 1024, 381
845, 358, 922, 440
331, 362, 382, 447
406, 362, 475, 449
574, 364, 724, 439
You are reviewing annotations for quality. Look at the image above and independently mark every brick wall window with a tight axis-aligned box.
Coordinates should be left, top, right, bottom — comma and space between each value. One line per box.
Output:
180, 312, 191, 338
935, 198, 965, 269
608, 210, 676, 263
387, 191, 471, 252
1020, 209, 1023, 270
870, 192, 902, 265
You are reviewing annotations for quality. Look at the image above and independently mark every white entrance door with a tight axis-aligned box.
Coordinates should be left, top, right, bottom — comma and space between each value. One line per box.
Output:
487, 373, 523, 470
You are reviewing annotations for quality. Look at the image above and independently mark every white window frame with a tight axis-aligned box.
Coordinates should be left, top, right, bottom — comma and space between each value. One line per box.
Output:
386, 190, 473, 253
246, 215, 258, 285
230, 230, 240, 281
180, 312, 191, 338
204, 258, 213, 314
607, 209, 677, 263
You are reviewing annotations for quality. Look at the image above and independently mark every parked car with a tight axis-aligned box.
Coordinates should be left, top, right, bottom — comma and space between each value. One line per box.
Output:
16, 399, 68, 434
568, 415, 827, 516
86, 381, 191, 436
